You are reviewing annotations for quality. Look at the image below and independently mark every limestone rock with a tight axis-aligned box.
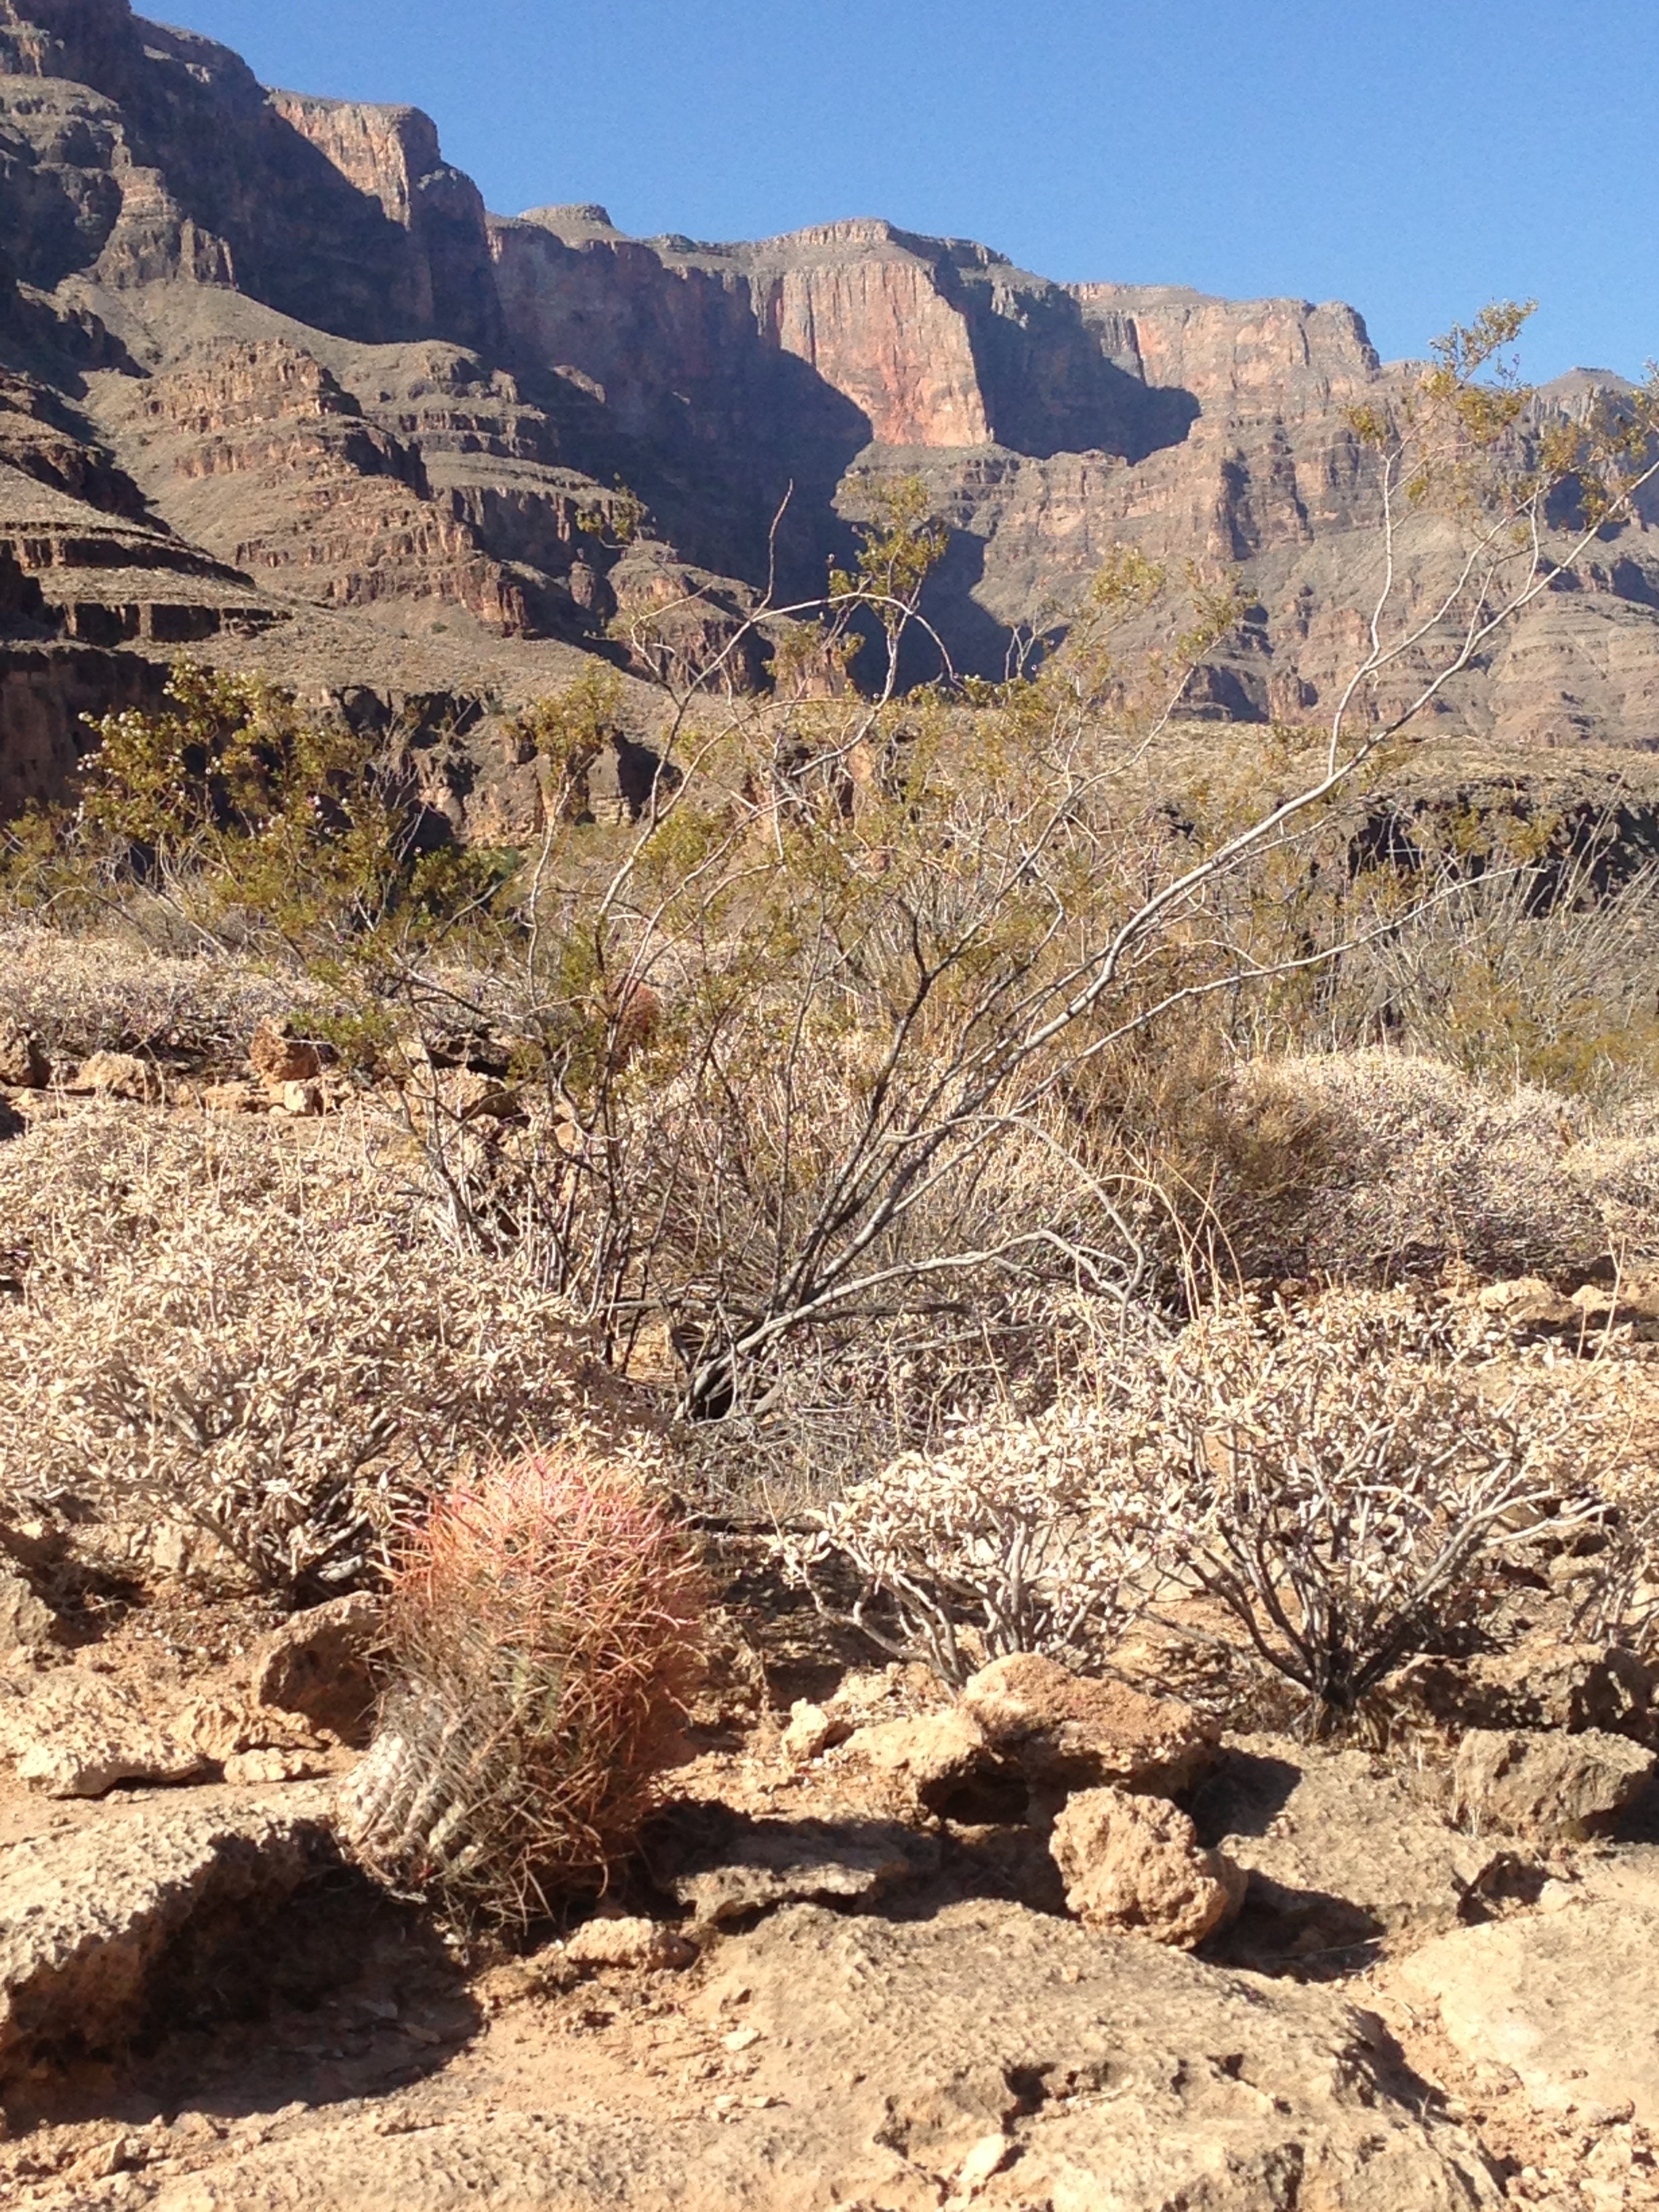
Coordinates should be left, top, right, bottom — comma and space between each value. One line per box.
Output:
645, 1801, 939, 1929
276, 1078, 325, 1116
175, 1689, 320, 1763
779, 1698, 847, 1765
0, 1559, 58, 1650
0, 1668, 209, 1797
1453, 1725, 1656, 1841
1476, 1275, 1581, 1330
1398, 1849, 1659, 2125
251, 1593, 380, 1745
0, 1018, 47, 1088
562, 1914, 696, 1971
840, 1704, 996, 1814
247, 1015, 324, 1087
1049, 1784, 1244, 1948
960, 1653, 1218, 1798
0, 1783, 335, 2078
1195, 1735, 1539, 1955
68, 1049, 161, 1102
222, 1748, 323, 1785
201, 1080, 264, 1113
1397, 1639, 1656, 1740
134, 1898, 1502, 2207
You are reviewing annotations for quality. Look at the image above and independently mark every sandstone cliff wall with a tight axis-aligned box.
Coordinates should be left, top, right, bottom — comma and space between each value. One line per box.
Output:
1, 0, 1657, 769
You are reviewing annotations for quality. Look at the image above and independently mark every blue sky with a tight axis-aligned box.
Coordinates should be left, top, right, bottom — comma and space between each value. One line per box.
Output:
168, 0, 1652, 382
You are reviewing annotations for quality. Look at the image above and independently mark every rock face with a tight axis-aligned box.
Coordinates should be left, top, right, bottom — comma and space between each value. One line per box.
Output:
0, 1783, 334, 2075
116, 1898, 1502, 2209
1193, 1736, 1534, 1959
1397, 1849, 1659, 2126
644, 1801, 939, 1929
0, 1668, 210, 1795
3, 0, 1659, 829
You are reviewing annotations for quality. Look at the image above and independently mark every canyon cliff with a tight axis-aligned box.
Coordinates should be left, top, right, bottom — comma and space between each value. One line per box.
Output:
3, 0, 1658, 823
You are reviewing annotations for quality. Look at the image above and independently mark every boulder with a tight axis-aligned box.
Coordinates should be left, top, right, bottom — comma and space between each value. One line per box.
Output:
69, 1050, 162, 1103
132, 1898, 1502, 2208
251, 1593, 380, 1744
1397, 1639, 1655, 1740
1049, 1784, 1244, 1948
644, 1801, 939, 1929
0, 1785, 334, 2078
840, 1704, 1000, 1815
0, 1670, 209, 1797
960, 1654, 1219, 1799
0, 1019, 47, 1088
0, 1561, 59, 1651
247, 1015, 325, 1087
1397, 1849, 1659, 2126
563, 1915, 697, 1971
1453, 1725, 1656, 1841
1194, 1735, 1538, 1957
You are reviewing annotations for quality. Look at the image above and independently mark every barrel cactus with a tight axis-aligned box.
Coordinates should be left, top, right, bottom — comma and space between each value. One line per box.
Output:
338, 1448, 706, 1926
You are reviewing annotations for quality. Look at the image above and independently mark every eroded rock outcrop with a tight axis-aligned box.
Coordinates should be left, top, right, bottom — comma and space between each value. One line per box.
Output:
0, 1783, 334, 2076
3, 0, 1659, 827
109, 1899, 1502, 2210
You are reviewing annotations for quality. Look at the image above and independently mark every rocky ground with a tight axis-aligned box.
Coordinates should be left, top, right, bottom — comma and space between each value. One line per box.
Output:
0, 1519, 1658, 2212
8, 986, 1659, 2208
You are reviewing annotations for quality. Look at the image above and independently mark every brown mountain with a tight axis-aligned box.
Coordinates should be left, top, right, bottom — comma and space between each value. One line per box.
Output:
3, 0, 1659, 825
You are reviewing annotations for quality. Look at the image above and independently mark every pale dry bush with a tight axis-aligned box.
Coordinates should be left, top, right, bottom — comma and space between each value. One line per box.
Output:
0, 924, 316, 1071
779, 1382, 1166, 1687
1151, 1290, 1601, 1729
0, 1106, 641, 1596
1203, 1052, 1608, 1284
785, 1286, 1621, 1723
1563, 1095, 1659, 1261
340, 1448, 706, 1928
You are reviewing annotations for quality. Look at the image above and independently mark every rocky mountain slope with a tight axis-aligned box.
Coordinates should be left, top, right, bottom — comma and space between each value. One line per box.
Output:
2, 0, 1658, 822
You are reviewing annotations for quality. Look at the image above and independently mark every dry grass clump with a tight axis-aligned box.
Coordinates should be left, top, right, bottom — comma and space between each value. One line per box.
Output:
1562, 1096, 1659, 1261
1174, 1052, 1610, 1286
0, 1106, 638, 1596
0, 924, 319, 1073
338, 1448, 706, 1927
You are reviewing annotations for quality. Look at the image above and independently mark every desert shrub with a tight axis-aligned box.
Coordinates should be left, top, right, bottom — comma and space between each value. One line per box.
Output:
1563, 1097, 1659, 1261
0, 1107, 637, 1596
1322, 844, 1659, 1103
782, 1288, 1617, 1723
1181, 1052, 1608, 1286
779, 1389, 1164, 1687
0, 923, 320, 1072
338, 1448, 705, 1926
1153, 1291, 1601, 1730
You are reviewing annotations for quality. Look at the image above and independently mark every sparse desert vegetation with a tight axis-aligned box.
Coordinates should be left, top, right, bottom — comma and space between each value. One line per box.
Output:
7, 164, 1659, 2212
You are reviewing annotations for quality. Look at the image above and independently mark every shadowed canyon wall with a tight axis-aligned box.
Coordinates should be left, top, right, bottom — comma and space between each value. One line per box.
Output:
2, 0, 1658, 807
